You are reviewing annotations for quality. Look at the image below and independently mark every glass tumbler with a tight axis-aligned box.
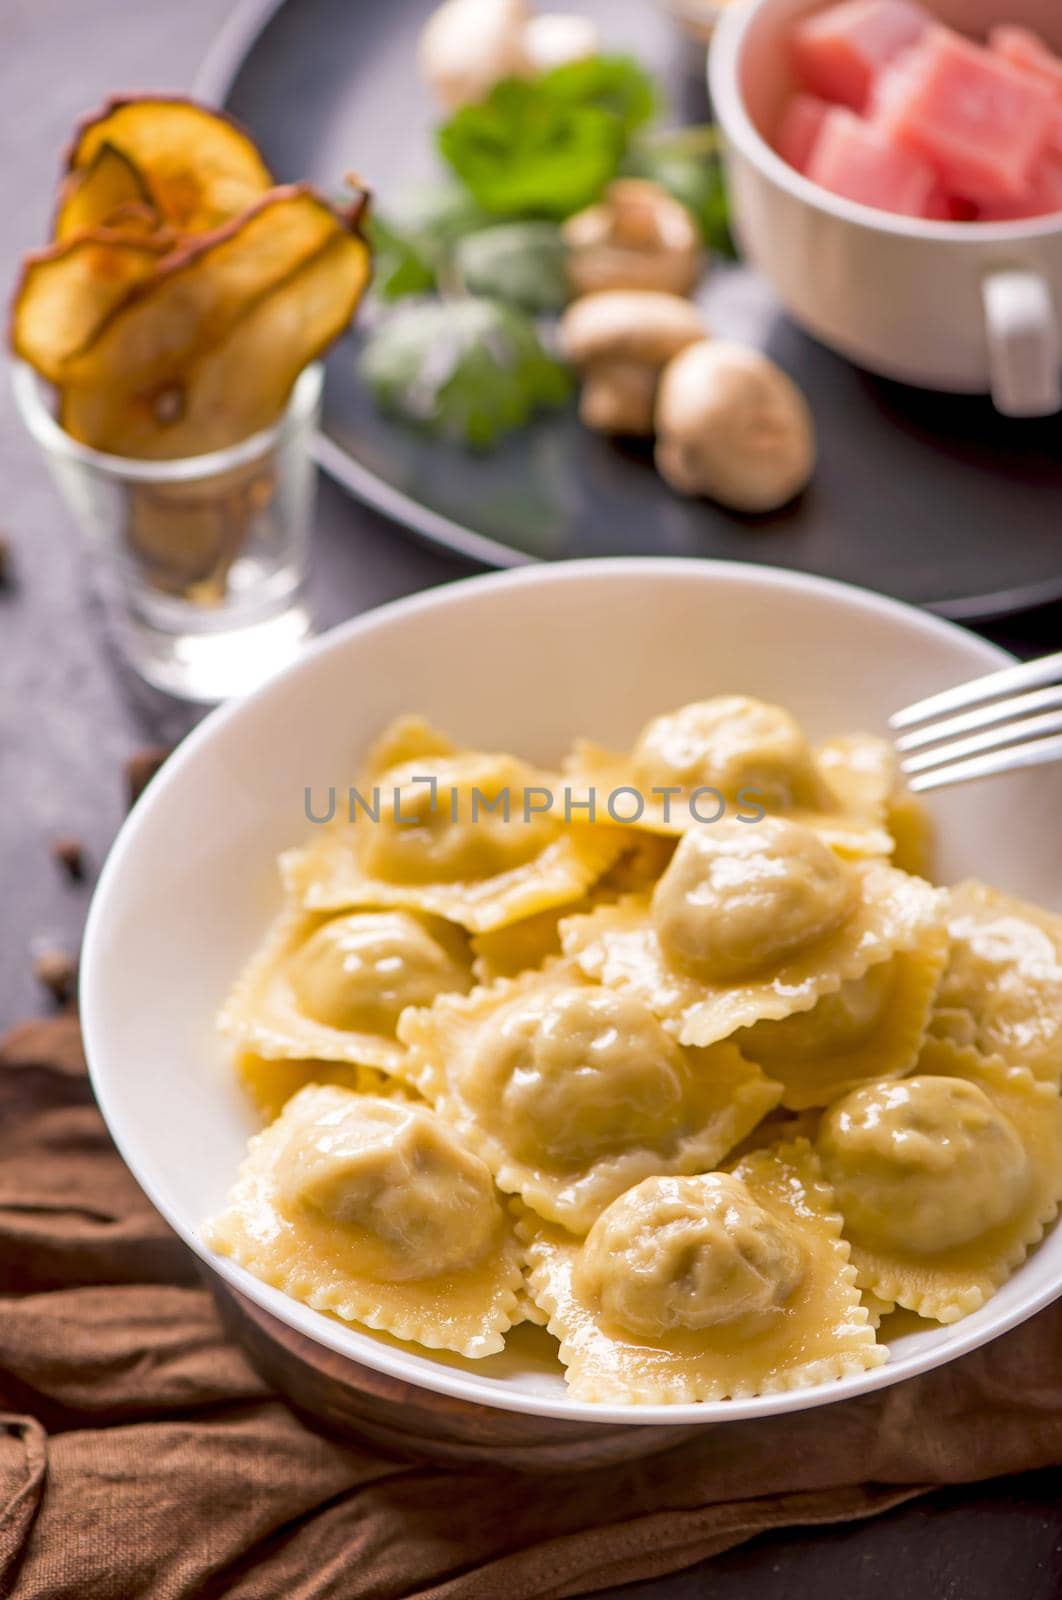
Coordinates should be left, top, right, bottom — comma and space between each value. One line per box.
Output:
13, 360, 323, 703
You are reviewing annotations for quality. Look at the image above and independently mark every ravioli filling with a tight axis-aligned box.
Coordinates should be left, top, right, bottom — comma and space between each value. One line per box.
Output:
461, 984, 692, 1170
359, 753, 558, 885
573, 1172, 806, 1339
817, 1076, 1032, 1255
631, 696, 821, 810
652, 817, 858, 982
288, 911, 469, 1033
275, 1096, 500, 1282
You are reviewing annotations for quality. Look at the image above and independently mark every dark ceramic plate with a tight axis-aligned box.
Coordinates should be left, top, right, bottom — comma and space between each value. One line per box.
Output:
197, 0, 1062, 619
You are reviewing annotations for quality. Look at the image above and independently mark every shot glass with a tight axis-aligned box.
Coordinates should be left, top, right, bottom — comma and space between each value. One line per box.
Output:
13, 360, 323, 703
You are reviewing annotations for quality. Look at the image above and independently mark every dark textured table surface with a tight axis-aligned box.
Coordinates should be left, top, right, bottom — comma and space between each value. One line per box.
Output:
4, 1, 1062, 1594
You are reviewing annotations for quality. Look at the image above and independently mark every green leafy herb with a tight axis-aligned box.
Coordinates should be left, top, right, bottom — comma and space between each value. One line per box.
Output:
368, 215, 437, 301
437, 55, 656, 219
368, 185, 494, 301
542, 55, 657, 132
453, 221, 568, 311
623, 126, 736, 257
360, 297, 572, 448
391, 182, 492, 249
438, 82, 622, 218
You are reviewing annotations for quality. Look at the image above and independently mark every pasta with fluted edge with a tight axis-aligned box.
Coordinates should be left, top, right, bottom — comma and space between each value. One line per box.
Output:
202, 698, 1062, 1399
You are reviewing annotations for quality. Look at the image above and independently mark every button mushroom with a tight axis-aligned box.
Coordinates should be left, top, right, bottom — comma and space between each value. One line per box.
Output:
418, 0, 530, 110
654, 340, 816, 512
559, 290, 708, 435
563, 179, 703, 298
523, 12, 600, 71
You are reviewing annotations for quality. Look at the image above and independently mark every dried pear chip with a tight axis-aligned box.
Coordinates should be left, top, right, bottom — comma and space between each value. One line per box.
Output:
62, 222, 371, 457
11, 231, 168, 384
59, 190, 371, 456
67, 95, 273, 232
182, 232, 372, 445
90, 202, 173, 240
53, 141, 157, 242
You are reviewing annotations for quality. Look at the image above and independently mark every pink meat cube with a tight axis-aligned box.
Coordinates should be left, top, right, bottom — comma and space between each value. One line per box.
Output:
923, 188, 978, 220
989, 27, 1062, 158
979, 153, 1062, 220
875, 27, 1055, 203
1024, 150, 1062, 213
990, 25, 1062, 95
792, 0, 930, 110
775, 94, 831, 172
806, 105, 938, 215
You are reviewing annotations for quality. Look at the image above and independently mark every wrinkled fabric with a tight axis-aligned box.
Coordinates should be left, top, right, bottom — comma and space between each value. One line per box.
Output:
3, 1015, 1062, 1600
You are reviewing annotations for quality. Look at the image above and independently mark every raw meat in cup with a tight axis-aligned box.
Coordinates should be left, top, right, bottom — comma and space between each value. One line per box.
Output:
775, 4, 1062, 221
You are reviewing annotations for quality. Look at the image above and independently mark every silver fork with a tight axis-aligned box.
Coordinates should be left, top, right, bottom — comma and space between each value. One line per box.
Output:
890, 650, 1062, 793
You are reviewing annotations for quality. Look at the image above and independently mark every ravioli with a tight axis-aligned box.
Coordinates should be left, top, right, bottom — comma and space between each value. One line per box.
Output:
207, 696, 1062, 1394
235, 1052, 419, 1123
470, 901, 581, 983
601, 832, 678, 892
219, 905, 473, 1072
860, 1290, 895, 1329
203, 1085, 523, 1356
560, 818, 945, 1048
816, 731, 934, 878
283, 719, 623, 932
562, 697, 892, 857
470, 836, 678, 983
816, 1038, 1062, 1323
723, 1106, 823, 1162
521, 1141, 883, 1402
738, 924, 949, 1110
814, 732, 894, 816
929, 881, 1062, 1084
398, 963, 783, 1234
360, 712, 458, 780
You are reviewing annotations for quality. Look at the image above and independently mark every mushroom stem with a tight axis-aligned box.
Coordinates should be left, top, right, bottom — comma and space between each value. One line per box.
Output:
559, 289, 707, 437
580, 361, 659, 435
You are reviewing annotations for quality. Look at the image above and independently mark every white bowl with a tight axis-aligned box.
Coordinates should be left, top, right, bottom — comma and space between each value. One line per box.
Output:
81, 558, 1062, 1426
709, 0, 1062, 414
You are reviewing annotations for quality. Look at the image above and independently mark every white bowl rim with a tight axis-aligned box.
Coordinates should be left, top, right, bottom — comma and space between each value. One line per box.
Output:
81, 556, 1062, 1427
709, 0, 1062, 245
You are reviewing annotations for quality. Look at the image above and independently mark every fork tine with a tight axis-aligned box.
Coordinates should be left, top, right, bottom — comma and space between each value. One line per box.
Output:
907, 731, 1062, 793
901, 708, 1062, 775
890, 650, 1062, 731
894, 683, 1062, 752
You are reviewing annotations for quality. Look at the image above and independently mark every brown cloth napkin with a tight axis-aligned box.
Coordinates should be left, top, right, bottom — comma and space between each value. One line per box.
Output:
4, 1015, 1062, 1600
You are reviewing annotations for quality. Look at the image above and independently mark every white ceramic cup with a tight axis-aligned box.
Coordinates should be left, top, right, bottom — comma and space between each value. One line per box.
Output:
709, 0, 1062, 415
